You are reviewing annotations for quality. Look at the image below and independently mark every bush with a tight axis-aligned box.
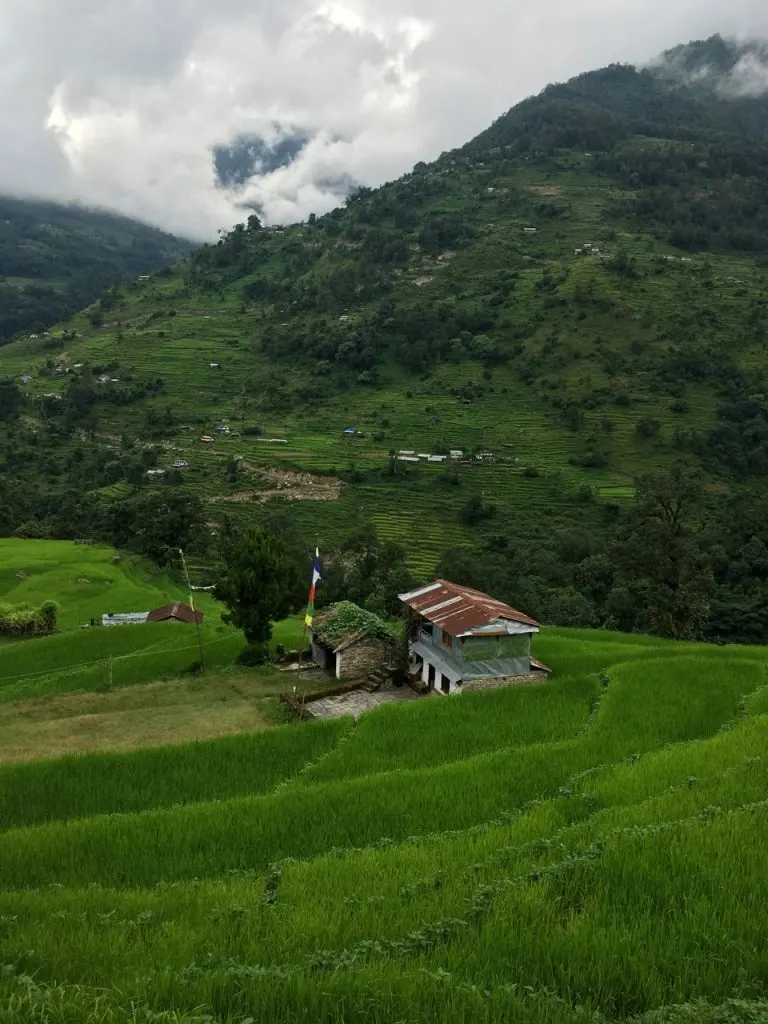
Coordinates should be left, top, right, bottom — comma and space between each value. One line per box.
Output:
236, 643, 271, 666
0, 600, 58, 638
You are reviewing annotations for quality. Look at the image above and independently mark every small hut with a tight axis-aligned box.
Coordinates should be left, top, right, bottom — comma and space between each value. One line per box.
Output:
311, 602, 399, 681
147, 602, 203, 625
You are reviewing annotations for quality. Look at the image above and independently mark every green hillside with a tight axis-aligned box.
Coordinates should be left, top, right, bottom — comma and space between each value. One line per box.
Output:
1, 627, 768, 1021
0, 539, 251, 704
2, 36, 768, 638
0, 195, 194, 343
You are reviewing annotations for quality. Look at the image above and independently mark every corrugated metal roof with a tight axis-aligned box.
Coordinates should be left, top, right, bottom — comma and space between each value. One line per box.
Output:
399, 579, 540, 636
146, 602, 203, 624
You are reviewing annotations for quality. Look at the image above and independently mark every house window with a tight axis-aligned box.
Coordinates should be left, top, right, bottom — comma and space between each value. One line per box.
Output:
441, 674, 450, 694
442, 631, 453, 652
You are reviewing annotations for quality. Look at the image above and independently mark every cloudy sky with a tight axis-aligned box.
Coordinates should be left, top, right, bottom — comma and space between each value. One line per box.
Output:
1, 0, 767, 240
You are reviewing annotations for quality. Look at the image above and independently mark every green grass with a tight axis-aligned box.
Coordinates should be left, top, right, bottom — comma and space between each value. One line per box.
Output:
0, 539, 251, 703
0, 539, 188, 631
0, 718, 350, 829
1, 628, 768, 1021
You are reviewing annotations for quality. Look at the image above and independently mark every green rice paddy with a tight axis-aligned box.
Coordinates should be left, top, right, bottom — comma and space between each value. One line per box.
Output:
1, 627, 767, 1021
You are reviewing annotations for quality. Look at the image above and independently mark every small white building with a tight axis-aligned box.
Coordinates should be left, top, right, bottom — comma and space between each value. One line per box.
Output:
523, 227, 537, 235
102, 612, 149, 627
146, 469, 166, 480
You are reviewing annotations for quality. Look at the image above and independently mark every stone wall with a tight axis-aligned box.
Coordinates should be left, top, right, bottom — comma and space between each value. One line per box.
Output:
461, 673, 548, 693
338, 637, 396, 681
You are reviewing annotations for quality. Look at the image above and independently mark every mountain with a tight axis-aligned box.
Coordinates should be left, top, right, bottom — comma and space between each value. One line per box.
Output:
3, 35, 768, 639
213, 127, 312, 188
0, 196, 194, 344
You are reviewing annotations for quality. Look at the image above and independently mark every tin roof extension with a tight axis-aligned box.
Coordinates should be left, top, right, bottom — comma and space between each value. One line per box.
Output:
399, 579, 540, 636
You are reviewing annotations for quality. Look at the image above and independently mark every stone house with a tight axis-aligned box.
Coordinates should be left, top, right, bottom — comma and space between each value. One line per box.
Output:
311, 603, 399, 682
399, 580, 549, 695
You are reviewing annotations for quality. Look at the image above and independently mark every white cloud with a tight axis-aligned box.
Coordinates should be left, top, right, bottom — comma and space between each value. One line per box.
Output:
0, 0, 767, 238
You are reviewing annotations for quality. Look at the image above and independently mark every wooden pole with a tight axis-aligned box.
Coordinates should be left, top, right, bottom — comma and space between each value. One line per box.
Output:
179, 547, 205, 671
297, 539, 319, 704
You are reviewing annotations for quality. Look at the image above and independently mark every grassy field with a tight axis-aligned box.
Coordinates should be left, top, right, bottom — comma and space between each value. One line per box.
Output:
0, 540, 316, 763
0, 627, 767, 1021
0, 539, 199, 630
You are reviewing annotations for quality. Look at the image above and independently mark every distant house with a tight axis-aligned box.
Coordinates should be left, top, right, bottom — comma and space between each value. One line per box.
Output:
210, 363, 220, 369
138, 275, 151, 281
20, 374, 32, 384
400, 580, 549, 695
523, 227, 537, 234
449, 450, 464, 459
215, 425, 230, 435
311, 603, 398, 681
102, 611, 150, 627
170, 460, 188, 469
343, 427, 357, 436
147, 602, 203, 625
145, 469, 166, 480
201, 435, 215, 443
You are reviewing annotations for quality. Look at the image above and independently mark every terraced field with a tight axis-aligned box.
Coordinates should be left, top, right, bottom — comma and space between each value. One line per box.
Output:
1, 627, 767, 1021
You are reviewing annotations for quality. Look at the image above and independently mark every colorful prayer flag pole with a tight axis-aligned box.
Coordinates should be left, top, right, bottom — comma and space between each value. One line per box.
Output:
305, 547, 321, 628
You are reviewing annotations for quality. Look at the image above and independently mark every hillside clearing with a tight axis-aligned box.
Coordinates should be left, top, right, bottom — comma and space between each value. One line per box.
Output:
0, 668, 288, 763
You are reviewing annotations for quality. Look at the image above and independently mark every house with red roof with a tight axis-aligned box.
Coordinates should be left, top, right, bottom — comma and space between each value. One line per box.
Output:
399, 580, 549, 695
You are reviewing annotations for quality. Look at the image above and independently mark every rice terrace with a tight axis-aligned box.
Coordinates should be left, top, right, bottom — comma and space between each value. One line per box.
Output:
0, 539, 766, 1020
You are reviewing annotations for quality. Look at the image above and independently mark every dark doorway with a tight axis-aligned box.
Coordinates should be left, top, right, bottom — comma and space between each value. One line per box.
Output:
441, 675, 450, 694
428, 663, 436, 689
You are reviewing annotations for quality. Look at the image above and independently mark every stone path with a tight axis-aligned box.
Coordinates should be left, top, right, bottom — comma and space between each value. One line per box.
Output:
307, 688, 420, 721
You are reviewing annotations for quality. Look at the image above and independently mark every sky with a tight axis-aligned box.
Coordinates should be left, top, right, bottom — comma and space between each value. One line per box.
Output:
1, 0, 767, 240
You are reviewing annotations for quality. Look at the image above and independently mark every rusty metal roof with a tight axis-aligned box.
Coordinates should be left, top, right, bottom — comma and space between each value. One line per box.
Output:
147, 602, 203, 624
399, 580, 540, 636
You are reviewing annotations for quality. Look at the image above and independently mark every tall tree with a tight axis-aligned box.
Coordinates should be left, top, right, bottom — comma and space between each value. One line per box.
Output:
215, 527, 303, 658
616, 466, 713, 639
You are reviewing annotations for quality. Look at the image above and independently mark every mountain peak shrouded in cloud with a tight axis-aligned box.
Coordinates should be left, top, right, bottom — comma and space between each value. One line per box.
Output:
653, 33, 768, 96
1, 1, 768, 239
213, 128, 312, 189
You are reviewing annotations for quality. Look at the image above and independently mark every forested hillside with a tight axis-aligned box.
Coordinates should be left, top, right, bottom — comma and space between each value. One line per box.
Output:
2, 35, 768, 642
0, 196, 194, 343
